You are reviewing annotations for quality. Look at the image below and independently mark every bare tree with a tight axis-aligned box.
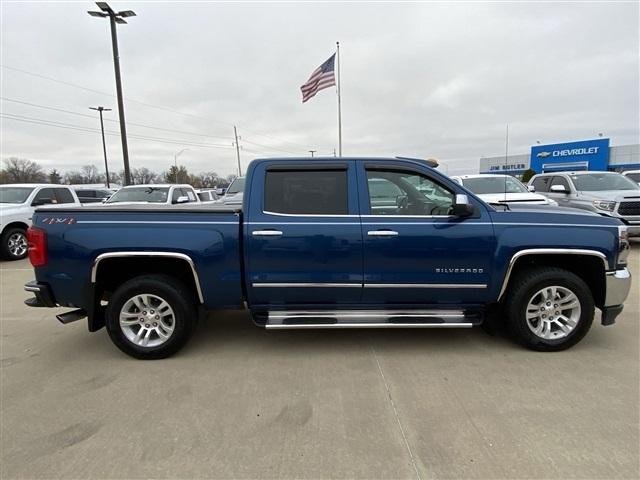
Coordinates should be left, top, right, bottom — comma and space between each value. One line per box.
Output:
163, 165, 190, 184
132, 167, 157, 185
1, 157, 46, 183
195, 171, 222, 188
80, 165, 103, 184
48, 169, 62, 184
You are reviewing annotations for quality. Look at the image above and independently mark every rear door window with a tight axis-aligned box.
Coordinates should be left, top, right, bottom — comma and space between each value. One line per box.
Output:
55, 188, 76, 204
264, 169, 348, 215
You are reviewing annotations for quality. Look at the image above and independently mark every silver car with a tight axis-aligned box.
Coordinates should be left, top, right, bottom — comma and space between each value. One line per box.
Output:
529, 171, 640, 236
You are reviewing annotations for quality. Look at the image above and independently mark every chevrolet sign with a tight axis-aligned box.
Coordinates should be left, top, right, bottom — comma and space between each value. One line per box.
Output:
531, 138, 609, 173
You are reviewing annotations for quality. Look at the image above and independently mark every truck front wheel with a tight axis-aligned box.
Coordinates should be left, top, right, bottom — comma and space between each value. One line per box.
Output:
504, 267, 594, 351
105, 274, 197, 359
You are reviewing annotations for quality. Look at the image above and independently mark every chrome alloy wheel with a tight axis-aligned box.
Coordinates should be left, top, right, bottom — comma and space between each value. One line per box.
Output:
8, 232, 27, 257
119, 294, 175, 347
526, 286, 581, 340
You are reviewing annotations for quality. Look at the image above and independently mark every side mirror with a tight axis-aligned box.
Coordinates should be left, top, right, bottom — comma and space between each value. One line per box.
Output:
451, 194, 474, 217
174, 195, 189, 204
527, 185, 536, 192
550, 185, 569, 194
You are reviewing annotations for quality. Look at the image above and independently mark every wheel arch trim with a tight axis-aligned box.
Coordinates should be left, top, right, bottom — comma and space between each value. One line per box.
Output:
91, 251, 204, 303
497, 248, 609, 301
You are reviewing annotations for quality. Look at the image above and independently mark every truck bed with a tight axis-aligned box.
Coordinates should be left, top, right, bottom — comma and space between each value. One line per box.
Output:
32, 205, 243, 311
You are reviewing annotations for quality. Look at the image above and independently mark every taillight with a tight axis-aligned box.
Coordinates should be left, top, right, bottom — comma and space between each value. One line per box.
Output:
27, 227, 47, 267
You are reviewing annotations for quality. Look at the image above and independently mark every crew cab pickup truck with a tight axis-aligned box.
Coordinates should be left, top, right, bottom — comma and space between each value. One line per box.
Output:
24, 157, 632, 359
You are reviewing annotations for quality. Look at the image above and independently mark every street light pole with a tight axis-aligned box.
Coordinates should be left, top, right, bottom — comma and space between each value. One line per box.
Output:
88, 2, 136, 186
173, 148, 189, 183
89, 106, 112, 188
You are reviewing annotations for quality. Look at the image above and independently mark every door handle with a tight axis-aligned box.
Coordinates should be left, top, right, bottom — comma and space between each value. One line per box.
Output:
252, 230, 283, 236
367, 230, 399, 237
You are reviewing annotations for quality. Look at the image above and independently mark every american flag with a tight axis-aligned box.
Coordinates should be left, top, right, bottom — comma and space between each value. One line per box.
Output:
300, 53, 336, 103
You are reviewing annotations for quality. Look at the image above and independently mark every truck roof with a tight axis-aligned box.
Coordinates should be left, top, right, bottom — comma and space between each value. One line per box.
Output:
251, 156, 439, 167
36, 203, 241, 213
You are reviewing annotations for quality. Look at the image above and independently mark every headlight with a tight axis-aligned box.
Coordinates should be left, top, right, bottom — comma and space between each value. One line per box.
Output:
593, 200, 616, 212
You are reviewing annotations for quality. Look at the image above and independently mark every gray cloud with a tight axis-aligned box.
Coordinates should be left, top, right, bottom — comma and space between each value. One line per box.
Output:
1, 1, 638, 177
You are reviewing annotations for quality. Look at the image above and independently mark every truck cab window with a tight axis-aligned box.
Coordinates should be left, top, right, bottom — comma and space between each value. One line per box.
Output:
532, 176, 551, 192
265, 169, 348, 215
366, 169, 454, 215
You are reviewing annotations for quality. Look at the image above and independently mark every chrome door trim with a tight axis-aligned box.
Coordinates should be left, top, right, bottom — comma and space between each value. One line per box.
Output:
497, 248, 609, 301
252, 282, 362, 288
367, 230, 399, 236
263, 210, 359, 218
91, 251, 204, 303
268, 309, 466, 321
364, 283, 487, 289
251, 230, 283, 236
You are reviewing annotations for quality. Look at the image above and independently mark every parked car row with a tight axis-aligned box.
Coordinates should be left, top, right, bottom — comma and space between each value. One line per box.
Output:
0, 181, 235, 260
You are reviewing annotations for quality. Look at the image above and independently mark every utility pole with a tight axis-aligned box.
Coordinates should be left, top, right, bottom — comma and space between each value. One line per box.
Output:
309, 150, 316, 157
88, 2, 136, 185
89, 106, 112, 188
233, 126, 242, 176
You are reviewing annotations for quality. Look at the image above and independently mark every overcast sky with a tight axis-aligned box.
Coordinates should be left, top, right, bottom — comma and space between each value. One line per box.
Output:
1, 1, 639, 177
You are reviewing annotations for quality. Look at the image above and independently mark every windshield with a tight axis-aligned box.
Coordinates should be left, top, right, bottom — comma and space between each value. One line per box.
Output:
624, 172, 640, 182
0, 187, 35, 204
226, 177, 245, 194
570, 173, 640, 191
461, 176, 528, 194
106, 187, 170, 203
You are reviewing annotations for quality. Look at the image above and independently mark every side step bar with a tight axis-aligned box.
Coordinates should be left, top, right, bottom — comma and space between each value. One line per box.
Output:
263, 309, 481, 329
56, 309, 87, 325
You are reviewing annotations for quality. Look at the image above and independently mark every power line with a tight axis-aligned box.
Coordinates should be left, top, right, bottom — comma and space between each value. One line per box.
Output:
1, 113, 235, 149
0, 96, 232, 140
1, 64, 319, 151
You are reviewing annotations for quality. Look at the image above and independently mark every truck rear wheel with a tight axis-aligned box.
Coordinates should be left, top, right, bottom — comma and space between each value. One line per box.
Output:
1, 227, 28, 260
504, 267, 594, 351
105, 274, 197, 359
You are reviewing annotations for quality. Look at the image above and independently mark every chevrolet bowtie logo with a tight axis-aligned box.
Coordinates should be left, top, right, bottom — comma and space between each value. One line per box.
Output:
536, 151, 552, 158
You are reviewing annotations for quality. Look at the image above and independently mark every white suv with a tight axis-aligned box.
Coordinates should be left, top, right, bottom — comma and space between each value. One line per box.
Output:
0, 184, 81, 260
105, 184, 200, 205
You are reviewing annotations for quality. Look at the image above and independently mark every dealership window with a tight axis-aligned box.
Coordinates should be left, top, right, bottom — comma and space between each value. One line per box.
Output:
264, 169, 348, 215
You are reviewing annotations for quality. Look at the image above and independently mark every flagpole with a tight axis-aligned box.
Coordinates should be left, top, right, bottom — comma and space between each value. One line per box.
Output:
336, 41, 342, 157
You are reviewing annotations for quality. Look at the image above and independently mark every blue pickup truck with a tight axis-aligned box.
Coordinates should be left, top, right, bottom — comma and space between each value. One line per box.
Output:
24, 157, 632, 359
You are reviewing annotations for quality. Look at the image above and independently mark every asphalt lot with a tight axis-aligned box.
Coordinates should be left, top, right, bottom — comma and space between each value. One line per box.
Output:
1, 244, 639, 479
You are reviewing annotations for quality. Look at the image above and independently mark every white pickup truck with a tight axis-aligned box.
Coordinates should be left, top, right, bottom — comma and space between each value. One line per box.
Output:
0, 184, 81, 260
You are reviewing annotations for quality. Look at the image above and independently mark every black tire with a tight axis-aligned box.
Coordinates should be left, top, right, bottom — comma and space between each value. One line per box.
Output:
1, 227, 28, 260
105, 274, 198, 359
504, 267, 594, 352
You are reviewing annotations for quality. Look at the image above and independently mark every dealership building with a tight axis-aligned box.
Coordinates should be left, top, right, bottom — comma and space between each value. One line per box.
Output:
479, 138, 640, 176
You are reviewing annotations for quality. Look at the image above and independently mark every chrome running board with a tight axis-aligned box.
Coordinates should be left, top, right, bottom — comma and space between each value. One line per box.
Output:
262, 309, 480, 329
